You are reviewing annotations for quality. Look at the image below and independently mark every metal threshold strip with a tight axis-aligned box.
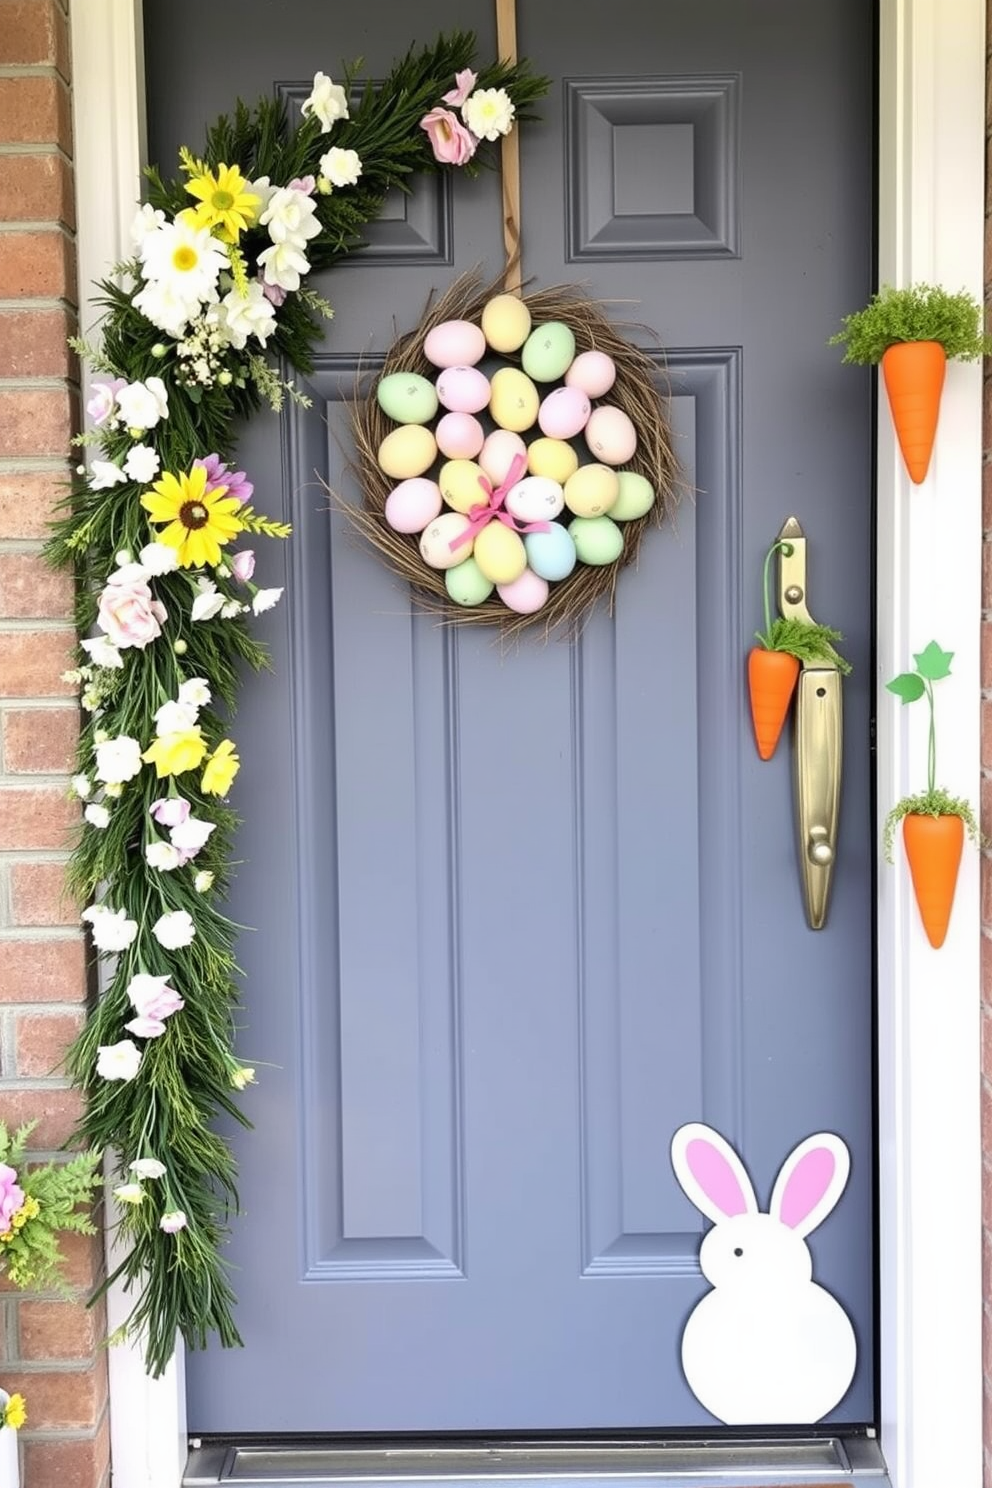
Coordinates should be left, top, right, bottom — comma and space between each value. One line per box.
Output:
183, 1436, 889, 1487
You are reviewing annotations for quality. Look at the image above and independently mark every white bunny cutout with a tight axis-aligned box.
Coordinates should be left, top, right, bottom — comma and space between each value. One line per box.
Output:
670, 1122, 857, 1425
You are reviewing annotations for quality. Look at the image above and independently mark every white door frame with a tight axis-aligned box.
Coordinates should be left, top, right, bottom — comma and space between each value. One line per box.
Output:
69, 3, 985, 1484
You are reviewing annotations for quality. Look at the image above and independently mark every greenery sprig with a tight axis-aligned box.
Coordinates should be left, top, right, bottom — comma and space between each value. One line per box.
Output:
754, 540, 852, 671
0, 1122, 100, 1291
829, 283, 992, 365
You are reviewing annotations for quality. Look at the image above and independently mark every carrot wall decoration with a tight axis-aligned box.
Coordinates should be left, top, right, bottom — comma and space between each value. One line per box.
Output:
884, 641, 980, 948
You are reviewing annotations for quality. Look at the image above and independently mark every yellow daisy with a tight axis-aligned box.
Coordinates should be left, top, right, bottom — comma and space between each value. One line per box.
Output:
184, 163, 260, 242
202, 738, 240, 796
141, 466, 244, 569
2, 1393, 26, 1430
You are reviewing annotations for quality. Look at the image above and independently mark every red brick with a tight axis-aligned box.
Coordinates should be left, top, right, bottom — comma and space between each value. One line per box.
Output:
0, 152, 75, 227
0, 75, 71, 150
0, 786, 78, 847
0, 388, 76, 458
22, 1415, 112, 1488
13, 1008, 83, 1075
985, 538, 992, 611
0, 1087, 85, 1148
984, 621, 992, 689
0, 229, 76, 300
2, 706, 79, 772
0, 552, 74, 619
0, 937, 85, 1004
0, 308, 76, 378
0, 1362, 106, 1430
983, 1079, 992, 1162
18, 1298, 102, 1359
0, 470, 74, 540
0, 2, 70, 78
0, 631, 78, 697
0, 1226, 103, 1297
983, 703, 992, 772
9, 859, 79, 926
985, 459, 992, 534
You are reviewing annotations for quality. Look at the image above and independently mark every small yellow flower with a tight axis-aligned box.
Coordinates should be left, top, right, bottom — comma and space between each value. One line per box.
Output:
141, 466, 244, 569
183, 163, 260, 242
202, 739, 240, 797
0, 1230, 12, 1243
142, 727, 208, 779
3, 1393, 26, 1430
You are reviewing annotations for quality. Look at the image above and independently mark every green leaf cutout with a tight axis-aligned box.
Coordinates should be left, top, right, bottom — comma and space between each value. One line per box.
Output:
913, 640, 954, 681
886, 672, 927, 704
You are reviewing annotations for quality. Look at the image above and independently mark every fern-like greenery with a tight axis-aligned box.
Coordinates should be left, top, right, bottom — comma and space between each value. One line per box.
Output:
756, 616, 852, 673
882, 787, 981, 863
829, 283, 992, 364
0, 1123, 101, 1291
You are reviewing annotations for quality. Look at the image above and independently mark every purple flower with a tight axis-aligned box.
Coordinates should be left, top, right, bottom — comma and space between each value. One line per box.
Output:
260, 278, 287, 307
287, 174, 316, 196
230, 549, 256, 584
150, 797, 190, 828
193, 454, 254, 504
0, 1163, 25, 1231
86, 378, 126, 427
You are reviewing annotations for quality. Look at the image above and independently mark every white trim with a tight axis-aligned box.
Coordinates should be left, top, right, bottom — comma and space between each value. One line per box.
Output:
67, 2, 986, 1484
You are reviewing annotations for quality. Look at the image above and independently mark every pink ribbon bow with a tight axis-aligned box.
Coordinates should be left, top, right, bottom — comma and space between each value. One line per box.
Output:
448, 452, 553, 551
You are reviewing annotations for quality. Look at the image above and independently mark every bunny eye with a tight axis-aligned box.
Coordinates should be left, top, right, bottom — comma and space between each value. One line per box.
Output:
733, 1246, 744, 1257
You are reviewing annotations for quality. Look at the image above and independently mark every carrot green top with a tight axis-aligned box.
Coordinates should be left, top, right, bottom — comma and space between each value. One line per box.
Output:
754, 539, 852, 672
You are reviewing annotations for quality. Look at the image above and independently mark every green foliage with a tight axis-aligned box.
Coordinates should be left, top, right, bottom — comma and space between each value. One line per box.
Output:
829, 283, 992, 364
756, 616, 852, 673
0, 1123, 101, 1291
882, 787, 981, 863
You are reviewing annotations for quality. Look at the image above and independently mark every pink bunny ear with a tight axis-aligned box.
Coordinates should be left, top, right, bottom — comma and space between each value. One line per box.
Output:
769, 1133, 850, 1238
671, 1123, 758, 1224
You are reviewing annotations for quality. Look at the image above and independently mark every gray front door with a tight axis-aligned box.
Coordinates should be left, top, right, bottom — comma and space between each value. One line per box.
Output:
144, 0, 875, 1436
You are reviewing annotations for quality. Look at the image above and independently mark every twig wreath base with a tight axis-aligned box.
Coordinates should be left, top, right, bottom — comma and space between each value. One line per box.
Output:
342, 270, 681, 638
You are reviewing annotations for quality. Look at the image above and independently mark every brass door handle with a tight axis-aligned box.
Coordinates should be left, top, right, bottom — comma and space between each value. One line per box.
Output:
777, 518, 842, 930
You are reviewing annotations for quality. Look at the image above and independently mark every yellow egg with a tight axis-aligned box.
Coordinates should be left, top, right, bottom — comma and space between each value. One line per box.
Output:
377, 424, 438, 480
473, 522, 528, 584
481, 294, 532, 353
489, 368, 540, 433
528, 438, 579, 484
563, 463, 620, 518
439, 459, 488, 514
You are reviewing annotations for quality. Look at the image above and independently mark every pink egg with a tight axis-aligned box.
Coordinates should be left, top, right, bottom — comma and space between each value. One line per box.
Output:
435, 412, 485, 460
384, 479, 443, 535
436, 365, 491, 415
497, 568, 550, 614
585, 405, 638, 465
565, 350, 617, 399
423, 319, 487, 368
538, 386, 592, 440
479, 430, 528, 485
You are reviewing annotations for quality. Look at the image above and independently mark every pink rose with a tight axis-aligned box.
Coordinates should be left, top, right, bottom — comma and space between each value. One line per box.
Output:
97, 573, 167, 649
0, 1163, 25, 1231
230, 549, 256, 584
419, 107, 478, 166
443, 69, 478, 107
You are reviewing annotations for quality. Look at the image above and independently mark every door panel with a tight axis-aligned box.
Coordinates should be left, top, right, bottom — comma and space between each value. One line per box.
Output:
142, 0, 875, 1435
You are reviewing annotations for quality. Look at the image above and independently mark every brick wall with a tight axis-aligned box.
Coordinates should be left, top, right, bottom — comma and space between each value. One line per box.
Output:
0, 2, 110, 1485
984, 14, 992, 1488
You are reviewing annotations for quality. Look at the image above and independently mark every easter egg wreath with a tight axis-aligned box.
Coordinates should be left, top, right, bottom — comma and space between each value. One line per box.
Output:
43, 36, 549, 1377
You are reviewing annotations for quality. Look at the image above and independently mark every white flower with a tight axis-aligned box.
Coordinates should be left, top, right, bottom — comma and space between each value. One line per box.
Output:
112, 1181, 146, 1203
231, 1065, 256, 1090
80, 635, 124, 669
84, 803, 110, 829
252, 587, 284, 615
152, 909, 195, 949
129, 1158, 166, 1180
89, 460, 127, 490
138, 541, 179, 575
159, 1210, 188, 1233
130, 202, 166, 248
249, 175, 277, 215
220, 599, 247, 619
212, 281, 277, 350
96, 1038, 142, 1082
462, 87, 516, 141
103, 781, 124, 799
123, 444, 161, 483
177, 677, 211, 709
301, 71, 350, 132
71, 773, 92, 799
145, 841, 183, 871
94, 734, 143, 785
191, 579, 226, 622
153, 699, 198, 736
259, 186, 321, 248
257, 240, 311, 292
133, 278, 200, 338
318, 146, 362, 188
116, 377, 169, 432
82, 904, 139, 952
139, 218, 229, 303
170, 815, 215, 855
194, 870, 215, 893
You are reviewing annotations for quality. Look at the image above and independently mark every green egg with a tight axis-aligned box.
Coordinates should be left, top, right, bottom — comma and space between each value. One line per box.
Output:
376, 371, 439, 425
568, 515, 625, 567
445, 556, 494, 607
521, 322, 577, 383
610, 471, 656, 521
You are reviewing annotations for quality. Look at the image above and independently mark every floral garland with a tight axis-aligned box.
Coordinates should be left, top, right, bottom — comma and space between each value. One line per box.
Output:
46, 34, 548, 1378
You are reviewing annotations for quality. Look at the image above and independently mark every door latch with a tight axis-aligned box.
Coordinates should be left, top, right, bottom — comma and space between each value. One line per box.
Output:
776, 517, 842, 930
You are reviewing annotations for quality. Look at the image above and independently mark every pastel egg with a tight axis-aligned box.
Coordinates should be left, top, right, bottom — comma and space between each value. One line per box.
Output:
424, 319, 487, 368
585, 405, 638, 465
375, 371, 439, 425
419, 512, 474, 569
527, 437, 579, 484
378, 424, 437, 480
563, 463, 620, 518
439, 459, 488, 515
436, 365, 491, 415
489, 368, 540, 432
611, 471, 656, 521
479, 430, 528, 485
384, 478, 443, 534
568, 515, 625, 566
446, 556, 494, 607
565, 350, 617, 399
473, 522, 528, 584
538, 386, 591, 440
522, 321, 576, 383
505, 476, 565, 523
498, 568, 550, 615
436, 412, 485, 460
525, 525, 578, 582
481, 294, 532, 353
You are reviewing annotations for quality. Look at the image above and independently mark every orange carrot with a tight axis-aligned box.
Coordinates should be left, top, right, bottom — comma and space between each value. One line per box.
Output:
881, 340, 947, 484
747, 647, 800, 760
902, 812, 963, 948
